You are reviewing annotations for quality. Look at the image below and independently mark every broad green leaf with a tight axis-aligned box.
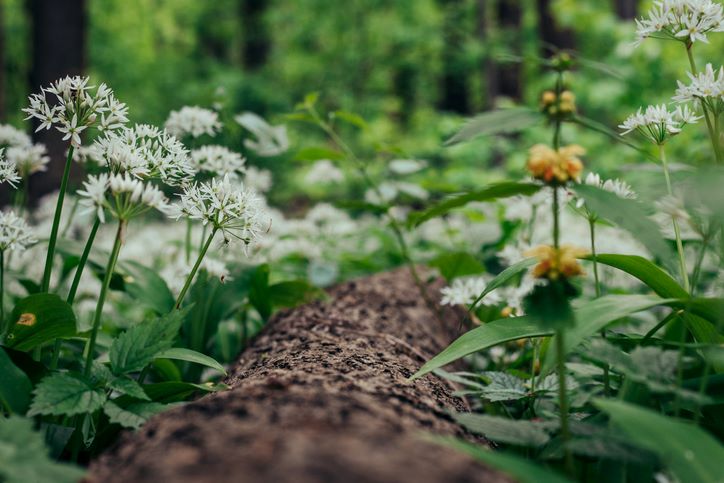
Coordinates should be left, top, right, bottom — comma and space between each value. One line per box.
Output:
104, 400, 166, 430
587, 254, 686, 298
408, 182, 541, 227
468, 258, 536, 311
596, 399, 724, 483
120, 261, 175, 314
109, 376, 150, 400
429, 252, 485, 282
542, 294, 675, 374
249, 264, 272, 320
0, 416, 85, 483
4, 294, 77, 351
453, 413, 551, 447
574, 185, 674, 269
428, 435, 572, 483
445, 108, 543, 146
269, 280, 323, 309
294, 146, 344, 162
332, 110, 367, 130
28, 373, 106, 417
410, 316, 552, 380
110, 311, 183, 375
0, 347, 32, 414
156, 347, 226, 374
142, 381, 228, 403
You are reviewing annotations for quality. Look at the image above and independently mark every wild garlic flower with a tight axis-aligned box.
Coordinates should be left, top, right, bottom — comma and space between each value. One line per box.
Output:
634, 0, 724, 46
190, 145, 246, 178
171, 174, 265, 247
673, 63, 724, 115
619, 104, 700, 144
0, 151, 20, 187
525, 245, 588, 281
0, 210, 36, 252
576, 173, 637, 210
527, 144, 585, 184
0, 124, 32, 148
244, 166, 273, 193
77, 173, 170, 223
440, 276, 499, 306
22, 76, 128, 146
235, 112, 289, 156
305, 159, 344, 185
92, 124, 194, 186
7, 144, 50, 177
164, 106, 221, 139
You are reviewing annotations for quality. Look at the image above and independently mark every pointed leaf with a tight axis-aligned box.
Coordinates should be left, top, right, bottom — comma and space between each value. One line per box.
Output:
155, 348, 226, 374
445, 108, 543, 146
28, 373, 106, 417
4, 294, 77, 351
120, 261, 175, 314
109, 376, 150, 400
0, 347, 32, 414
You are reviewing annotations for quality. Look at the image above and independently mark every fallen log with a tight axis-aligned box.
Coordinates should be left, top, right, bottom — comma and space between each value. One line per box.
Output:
88, 268, 509, 483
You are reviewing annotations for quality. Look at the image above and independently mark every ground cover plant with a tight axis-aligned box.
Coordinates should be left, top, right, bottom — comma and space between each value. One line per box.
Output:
0, 1, 723, 482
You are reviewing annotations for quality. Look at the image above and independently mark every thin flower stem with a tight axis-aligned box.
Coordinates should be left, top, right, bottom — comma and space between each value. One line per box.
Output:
60, 197, 80, 238
556, 330, 574, 476
176, 227, 217, 310
41, 146, 75, 292
50, 217, 102, 370
83, 219, 125, 377
185, 219, 193, 264
589, 218, 611, 395
686, 45, 722, 163
0, 251, 5, 335
659, 146, 690, 292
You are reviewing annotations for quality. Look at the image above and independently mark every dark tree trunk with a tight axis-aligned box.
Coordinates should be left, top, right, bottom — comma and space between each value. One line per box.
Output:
240, 0, 269, 70
88, 269, 510, 483
438, 0, 471, 114
536, 0, 575, 56
0, 1, 6, 122
27, 0, 86, 200
613, 0, 638, 20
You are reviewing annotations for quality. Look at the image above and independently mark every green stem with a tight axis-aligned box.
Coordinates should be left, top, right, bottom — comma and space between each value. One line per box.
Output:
83, 219, 125, 377
686, 45, 722, 163
41, 146, 75, 292
589, 218, 611, 395
556, 330, 574, 476
50, 217, 101, 370
176, 227, 217, 310
185, 219, 192, 264
14, 176, 28, 214
60, 197, 80, 238
0, 251, 5, 335
659, 146, 690, 292
552, 187, 560, 249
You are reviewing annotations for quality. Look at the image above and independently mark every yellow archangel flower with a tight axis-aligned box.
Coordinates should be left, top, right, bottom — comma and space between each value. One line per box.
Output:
526, 144, 585, 185
525, 244, 588, 281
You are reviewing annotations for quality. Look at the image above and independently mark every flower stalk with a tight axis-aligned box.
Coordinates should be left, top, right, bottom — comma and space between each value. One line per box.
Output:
176, 227, 217, 310
659, 146, 690, 292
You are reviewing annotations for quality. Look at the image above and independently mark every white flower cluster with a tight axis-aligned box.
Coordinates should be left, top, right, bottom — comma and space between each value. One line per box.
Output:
78, 173, 170, 223
191, 145, 246, 178
0, 123, 50, 177
235, 112, 289, 156
0, 124, 31, 148
576, 173, 637, 209
171, 175, 265, 247
673, 63, 724, 114
0, 151, 20, 187
23, 76, 128, 146
441, 276, 492, 306
92, 124, 194, 186
619, 104, 700, 144
0, 210, 36, 252
164, 106, 221, 139
244, 166, 273, 194
635, 0, 724, 46
305, 159, 344, 185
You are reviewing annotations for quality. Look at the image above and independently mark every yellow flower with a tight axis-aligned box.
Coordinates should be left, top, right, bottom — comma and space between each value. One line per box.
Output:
525, 244, 588, 281
526, 144, 585, 185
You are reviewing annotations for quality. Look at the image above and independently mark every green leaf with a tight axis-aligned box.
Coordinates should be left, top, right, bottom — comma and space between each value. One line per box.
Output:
142, 381, 228, 403
28, 373, 106, 417
429, 252, 485, 282
119, 261, 175, 314
445, 108, 543, 146
596, 399, 724, 483
249, 264, 272, 320
109, 376, 150, 400
0, 416, 86, 483
453, 413, 551, 447
410, 316, 553, 380
110, 311, 183, 375
468, 258, 537, 311
269, 280, 323, 309
332, 110, 367, 130
408, 182, 542, 227
294, 146, 344, 162
155, 347, 226, 374
428, 435, 573, 483
104, 400, 166, 430
574, 184, 675, 269
588, 254, 686, 298
4, 294, 77, 351
0, 347, 32, 414
523, 280, 578, 329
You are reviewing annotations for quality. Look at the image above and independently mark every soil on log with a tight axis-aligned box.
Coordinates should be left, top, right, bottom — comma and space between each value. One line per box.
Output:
88, 268, 509, 483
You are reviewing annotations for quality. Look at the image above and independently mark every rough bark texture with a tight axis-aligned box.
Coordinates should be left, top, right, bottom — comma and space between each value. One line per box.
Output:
88, 269, 510, 483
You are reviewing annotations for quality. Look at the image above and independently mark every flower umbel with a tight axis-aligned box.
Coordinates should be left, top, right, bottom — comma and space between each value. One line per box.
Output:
634, 0, 724, 46
78, 173, 170, 223
527, 144, 585, 185
525, 245, 588, 281
164, 106, 221, 139
190, 145, 246, 178
0, 150, 20, 187
619, 104, 700, 144
0, 210, 36, 252
673, 63, 724, 115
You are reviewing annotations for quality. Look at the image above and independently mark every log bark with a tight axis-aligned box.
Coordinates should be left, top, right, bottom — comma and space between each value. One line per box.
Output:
88, 268, 510, 483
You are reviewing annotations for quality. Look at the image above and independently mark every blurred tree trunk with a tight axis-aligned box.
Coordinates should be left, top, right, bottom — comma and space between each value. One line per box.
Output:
613, 0, 638, 19
536, 0, 575, 56
240, 0, 269, 70
437, 0, 470, 114
27, 0, 86, 200
0, 1, 5, 122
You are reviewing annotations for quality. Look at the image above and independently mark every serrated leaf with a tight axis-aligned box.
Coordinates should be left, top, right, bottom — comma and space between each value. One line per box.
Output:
477, 371, 528, 401
429, 252, 485, 282
4, 294, 77, 351
445, 108, 543, 146
454, 413, 551, 447
0, 347, 32, 414
110, 311, 183, 375
28, 373, 106, 417
155, 348, 226, 374
0, 416, 85, 483
408, 182, 541, 227
109, 376, 150, 400
104, 400, 166, 430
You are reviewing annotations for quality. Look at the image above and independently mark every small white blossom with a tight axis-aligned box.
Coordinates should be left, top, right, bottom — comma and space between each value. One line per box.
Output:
305, 159, 344, 185
164, 106, 221, 139
634, 0, 724, 46
78, 173, 169, 222
619, 104, 701, 144
576, 172, 637, 210
673, 63, 724, 115
0, 124, 32, 148
0, 150, 20, 187
191, 145, 246, 177
389, 159, 426, 175
244, 166, 272, 193
0, 210, 36, 252
235, 112, 289, 156
441, 276, 500, 306
7, 144, 50, 177
202, 258, 231, 283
